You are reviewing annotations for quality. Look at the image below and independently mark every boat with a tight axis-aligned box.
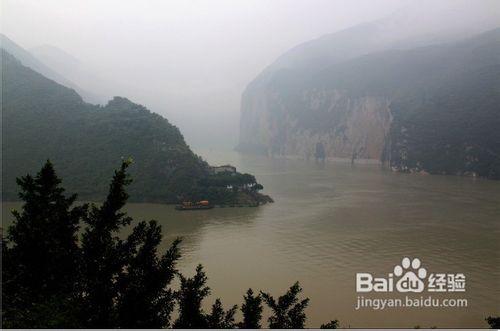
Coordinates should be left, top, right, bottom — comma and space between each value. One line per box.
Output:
175, 200, 214, 211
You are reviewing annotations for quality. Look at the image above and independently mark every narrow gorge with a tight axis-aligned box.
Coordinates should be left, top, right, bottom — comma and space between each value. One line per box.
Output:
238, 26, 500, 179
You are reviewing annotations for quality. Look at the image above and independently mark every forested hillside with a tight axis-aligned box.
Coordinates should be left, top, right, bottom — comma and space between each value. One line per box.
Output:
2, 50, 268, 203
0, 34, 102, 103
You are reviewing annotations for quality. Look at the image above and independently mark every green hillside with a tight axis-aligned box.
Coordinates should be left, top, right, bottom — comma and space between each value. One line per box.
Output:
1, 50, 268, 203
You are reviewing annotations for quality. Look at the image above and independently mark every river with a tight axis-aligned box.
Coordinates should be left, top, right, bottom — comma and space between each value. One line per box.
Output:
2, 150, 499, 327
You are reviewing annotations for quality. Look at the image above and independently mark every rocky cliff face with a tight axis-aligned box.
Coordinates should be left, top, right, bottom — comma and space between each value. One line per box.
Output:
239, 88, 391, 162
238, 27, 500, 179
239, 1, 500, 166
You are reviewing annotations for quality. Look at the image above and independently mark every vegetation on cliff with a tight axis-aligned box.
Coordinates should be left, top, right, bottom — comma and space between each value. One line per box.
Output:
2, 50, 270, 203
239, 28, 500, 179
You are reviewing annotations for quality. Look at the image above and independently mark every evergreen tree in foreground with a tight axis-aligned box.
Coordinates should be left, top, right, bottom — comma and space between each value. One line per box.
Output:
206, 298, 238, 329
174, 264, 211, 328
261, 282, 310, 328
2, 160, 183, 328
238, 288, 263, 329
79, 159, 183, 328
2, 160, 87, 328
2, 160, 343, 328
80, 160, 134, 327
116, 221, 181, 328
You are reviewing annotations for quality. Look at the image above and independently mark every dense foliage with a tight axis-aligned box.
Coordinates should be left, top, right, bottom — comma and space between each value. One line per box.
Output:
1, 160, 324, 328
2, 50, 267, 203
2, 161, 85, 328
261, 282, 310, 328
238, 288, 264, 328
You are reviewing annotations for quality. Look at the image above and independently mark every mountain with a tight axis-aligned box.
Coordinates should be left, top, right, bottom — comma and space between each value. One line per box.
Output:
29, 44, 109, 104
1, 50, 270, 203
238, 28, 500, 179
29, 44, 81, 75
248, 0, 499, 77
0, 34, 103, 104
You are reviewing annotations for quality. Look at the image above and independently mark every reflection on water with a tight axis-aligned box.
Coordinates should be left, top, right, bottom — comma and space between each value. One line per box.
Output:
2, 150, 499, 327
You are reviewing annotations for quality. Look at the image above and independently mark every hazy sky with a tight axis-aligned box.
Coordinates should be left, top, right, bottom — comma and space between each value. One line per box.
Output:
1, 0, 498, 148
2, 0, 411, 81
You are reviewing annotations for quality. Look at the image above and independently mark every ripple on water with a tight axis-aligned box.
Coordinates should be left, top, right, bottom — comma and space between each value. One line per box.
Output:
3, 151, 499, 327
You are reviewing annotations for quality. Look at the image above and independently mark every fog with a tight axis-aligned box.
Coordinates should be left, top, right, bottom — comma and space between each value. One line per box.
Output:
2, 0, 499, 149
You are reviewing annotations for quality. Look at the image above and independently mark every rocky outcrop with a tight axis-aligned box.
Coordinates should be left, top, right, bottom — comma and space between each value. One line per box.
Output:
238, 28, 500, 178
239, 88, 392, 162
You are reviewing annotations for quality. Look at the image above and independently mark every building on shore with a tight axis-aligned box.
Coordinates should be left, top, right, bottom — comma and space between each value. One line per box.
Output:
210, 164, 237, 174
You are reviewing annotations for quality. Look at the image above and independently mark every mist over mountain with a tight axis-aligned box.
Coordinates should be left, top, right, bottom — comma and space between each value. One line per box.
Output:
25, 39, 241, 150
2, 0, 499, 179
239, 6, 500, 179
2, 46, 270, 206
0, 34, 103, 104
29, 44, 81, 74
29, 44, 115, 105
5, 0, 497, 150
253, 0, 499, 76
2, 2, 500, 329
1, 49, 206, 201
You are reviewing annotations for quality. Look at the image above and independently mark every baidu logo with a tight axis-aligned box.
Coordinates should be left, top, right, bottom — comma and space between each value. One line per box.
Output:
356, 257, 465, 293
394, 257, 427, 292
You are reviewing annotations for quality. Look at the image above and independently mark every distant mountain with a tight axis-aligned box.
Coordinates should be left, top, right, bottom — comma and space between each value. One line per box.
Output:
239, 27, 500, 179
250, 0, 500, 77
29, 43, 109, 104
29, 44, 81, 77
0, 34, 103, 104
1, 50, 269, 203
240, 3, 500, 159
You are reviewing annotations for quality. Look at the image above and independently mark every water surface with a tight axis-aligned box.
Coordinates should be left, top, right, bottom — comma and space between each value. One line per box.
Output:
3, 150, 499, 327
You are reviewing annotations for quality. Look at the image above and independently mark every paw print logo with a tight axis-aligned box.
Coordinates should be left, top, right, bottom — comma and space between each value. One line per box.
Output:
394, 257, 427, 293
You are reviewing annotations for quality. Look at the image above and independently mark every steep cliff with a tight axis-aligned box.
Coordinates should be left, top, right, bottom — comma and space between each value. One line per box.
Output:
240, 88, 391, 161
239, 28, 500, 178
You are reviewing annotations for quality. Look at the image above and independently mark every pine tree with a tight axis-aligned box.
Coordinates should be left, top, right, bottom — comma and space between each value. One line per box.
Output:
2, 160, 87, 328
174, 264, 211, 328
239, 288, 263, 329
2, 159, 321, 329
80, 160, 133, 327
261, 282, 310, 328
207, 298, 237, 329
116, 220, 181, 328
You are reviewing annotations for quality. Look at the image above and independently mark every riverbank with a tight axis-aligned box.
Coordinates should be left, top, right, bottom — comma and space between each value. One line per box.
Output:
2, 154, 499, 328
215, 191, 274, 208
